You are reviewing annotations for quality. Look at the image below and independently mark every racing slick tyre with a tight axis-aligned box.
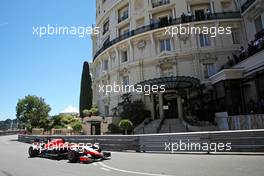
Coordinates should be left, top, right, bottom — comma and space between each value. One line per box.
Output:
68, 150, 79, 163
28, 146, 39, 157
103, 152, 111, 158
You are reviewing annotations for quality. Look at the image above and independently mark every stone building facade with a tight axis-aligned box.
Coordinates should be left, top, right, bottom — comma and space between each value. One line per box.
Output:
91, 0, 264, 125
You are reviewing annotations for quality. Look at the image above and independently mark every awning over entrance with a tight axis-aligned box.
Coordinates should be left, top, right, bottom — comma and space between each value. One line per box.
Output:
136, 76, 200, 89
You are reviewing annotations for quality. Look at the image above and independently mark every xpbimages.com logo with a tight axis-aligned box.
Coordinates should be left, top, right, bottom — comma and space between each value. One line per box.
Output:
164, 24, 232, 37
32, 142, 100, 153
98, 82, 166, 95
164, 140, 232, 153
32, 24, 100, 38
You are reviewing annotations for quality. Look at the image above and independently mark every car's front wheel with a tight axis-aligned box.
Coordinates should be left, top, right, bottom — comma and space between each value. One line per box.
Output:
28, 146, 39, 157
68, 151, 79, 163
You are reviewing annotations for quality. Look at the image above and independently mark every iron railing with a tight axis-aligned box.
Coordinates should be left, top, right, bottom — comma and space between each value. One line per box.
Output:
255, 29, 264, 40
241, 0, 256, 12
93, 12, 241, 62
152, 0, 170, 8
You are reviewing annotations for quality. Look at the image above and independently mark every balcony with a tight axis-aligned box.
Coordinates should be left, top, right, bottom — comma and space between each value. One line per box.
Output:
152, 0, 170, 8
241, 0, 256, 12
218, 30, 264, 74
93, 12, 241, 61
255, 29, 264, 40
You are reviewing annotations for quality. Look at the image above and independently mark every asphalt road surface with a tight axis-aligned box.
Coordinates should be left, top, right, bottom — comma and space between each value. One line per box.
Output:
0, 135, 264, 176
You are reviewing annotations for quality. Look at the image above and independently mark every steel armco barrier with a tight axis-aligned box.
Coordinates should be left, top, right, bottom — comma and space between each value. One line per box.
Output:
0, 130, 21, 136
17, 129, 264, 153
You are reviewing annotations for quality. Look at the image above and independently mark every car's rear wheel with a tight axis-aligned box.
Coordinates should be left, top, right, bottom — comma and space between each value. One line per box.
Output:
68, 151, 79, 163
103, 151, 111, 158
28, 146, 39, 157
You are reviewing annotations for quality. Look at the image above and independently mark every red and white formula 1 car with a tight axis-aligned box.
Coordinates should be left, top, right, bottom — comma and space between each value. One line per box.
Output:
28, 138, 111, 163
67, 143, 111, 163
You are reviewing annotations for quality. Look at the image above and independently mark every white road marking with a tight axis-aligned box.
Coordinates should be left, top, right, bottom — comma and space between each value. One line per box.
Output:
98, 162, 176, 176
92, 163, 98, 166
101, 167, 110, 171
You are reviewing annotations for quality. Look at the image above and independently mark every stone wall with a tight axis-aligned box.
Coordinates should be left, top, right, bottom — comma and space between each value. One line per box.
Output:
31, 128, 44, 135
82, 116, 113, 135
228, 114, 264, 130
216, 112, 264, 130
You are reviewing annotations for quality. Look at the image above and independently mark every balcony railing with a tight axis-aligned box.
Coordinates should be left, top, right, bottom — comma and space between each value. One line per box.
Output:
219, 31, 264, 71
152, 0, 170, 8
93, 12, 241, 61
255, 29, 264, 40
241, 0, 256, 12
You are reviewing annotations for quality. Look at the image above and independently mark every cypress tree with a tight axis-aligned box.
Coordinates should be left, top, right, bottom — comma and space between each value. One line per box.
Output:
79, 61, 92, 118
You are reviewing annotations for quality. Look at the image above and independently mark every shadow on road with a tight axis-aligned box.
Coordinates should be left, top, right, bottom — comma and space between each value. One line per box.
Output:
1, 170, 13, 176
9, 139, 18, 142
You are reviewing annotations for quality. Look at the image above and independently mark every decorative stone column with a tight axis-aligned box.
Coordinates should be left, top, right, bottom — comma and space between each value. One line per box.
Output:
172, 8, 176, 18
128, 40, 134, 61
159, 92, 164, 119
150, 93, 155, 120
213, 0, 221, 13
107, 52, 111, 70
187, 3, 191, 13
177, 97, 183, 121
114, 47, 120, 84
210, 1, 214, 12
172, 58, 177, 76
150, 33, 156, 57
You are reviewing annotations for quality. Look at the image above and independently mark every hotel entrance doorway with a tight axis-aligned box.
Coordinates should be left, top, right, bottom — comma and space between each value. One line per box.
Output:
163, 92, 178, 119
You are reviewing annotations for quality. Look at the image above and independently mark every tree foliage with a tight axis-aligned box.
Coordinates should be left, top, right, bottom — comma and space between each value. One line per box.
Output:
71, 120, 83, 133
82, 106, 99, 117
0, 119, 17, 130
16, 95, 51, 131
117, 93, 151, 126
118, 119, 133, 135
108, 123, 122, 134
79, 61, 92, 118
82, 109, 91, 117
50, 114, 82, 132
89, 106, 99, 116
